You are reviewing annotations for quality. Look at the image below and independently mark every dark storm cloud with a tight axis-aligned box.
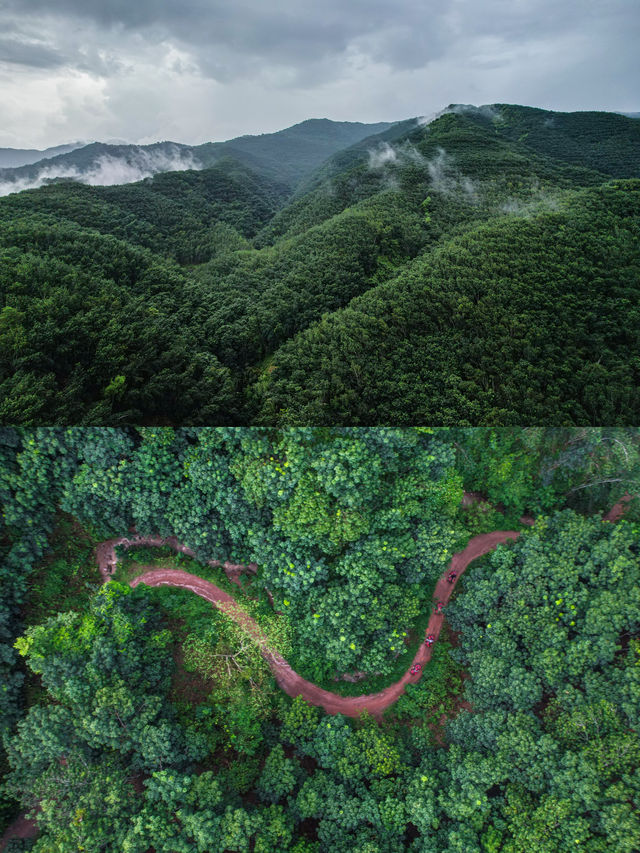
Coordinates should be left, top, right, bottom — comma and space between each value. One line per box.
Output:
0, 0, 454, 77
450, 0, 596, 40
1, 0, 636, 82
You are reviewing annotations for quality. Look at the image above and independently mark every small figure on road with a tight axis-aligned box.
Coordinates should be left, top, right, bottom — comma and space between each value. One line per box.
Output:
424, 634, 435, 646
434, 601, 445, 614
410, 663, 422, 675
447, 571, 457, 584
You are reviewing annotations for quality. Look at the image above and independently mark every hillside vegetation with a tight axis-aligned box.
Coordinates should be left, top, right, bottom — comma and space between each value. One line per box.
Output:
1, 104, 639, 424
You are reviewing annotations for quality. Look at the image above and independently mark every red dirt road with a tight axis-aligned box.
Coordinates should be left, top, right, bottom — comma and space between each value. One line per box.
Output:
95, 534, 257, 584
0, 531, 524, 850
603, 494, 632, 523
107, 529, 522, 718
3, 502, 628, 851
94, 494, 631, 718
0, 815, 38, 852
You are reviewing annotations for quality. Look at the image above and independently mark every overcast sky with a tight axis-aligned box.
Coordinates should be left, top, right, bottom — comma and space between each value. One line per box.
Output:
0, 0, 637, 148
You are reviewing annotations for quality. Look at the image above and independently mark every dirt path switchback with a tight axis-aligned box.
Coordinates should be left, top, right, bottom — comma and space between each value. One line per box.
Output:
110, 530, 522, 718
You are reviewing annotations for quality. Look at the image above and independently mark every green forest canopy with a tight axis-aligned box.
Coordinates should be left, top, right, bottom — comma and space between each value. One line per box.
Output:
1, 426, 639, 851
1, 104, 639, 424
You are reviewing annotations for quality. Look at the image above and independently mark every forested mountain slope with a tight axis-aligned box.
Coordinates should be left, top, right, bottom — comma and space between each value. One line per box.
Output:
0, 162, 293, 423
486, 104, 640, 178
194, 117, 395, 188
1, 160, 287, 261
1, 104, 638, 425
253, 180, 640, 425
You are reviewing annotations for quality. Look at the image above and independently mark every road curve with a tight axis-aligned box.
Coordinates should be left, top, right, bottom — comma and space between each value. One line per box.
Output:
603, 494, 632, 523
102, 529, 522, 718
96, 494, 633, 718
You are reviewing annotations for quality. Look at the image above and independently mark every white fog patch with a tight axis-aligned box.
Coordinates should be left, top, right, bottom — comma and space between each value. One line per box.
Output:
499, 176, 562, 217
368, 140, 424, 170
500, 194, 560, 217
448, 103, 500, 121
83, 148, 201, 185
0, 163, 81, 196
403, 145, 425, 166
368, 142, 397, 169
416, 108, 448, 127
368, 140, 480, 203
0, 146, 201, 196
427, 147, 478, 202
461, 175, 478, 203
427, 147, 453, 191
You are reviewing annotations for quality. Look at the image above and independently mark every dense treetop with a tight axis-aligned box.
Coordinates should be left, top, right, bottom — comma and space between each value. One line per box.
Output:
254, 181, 640, 424
1, 427, 639, 851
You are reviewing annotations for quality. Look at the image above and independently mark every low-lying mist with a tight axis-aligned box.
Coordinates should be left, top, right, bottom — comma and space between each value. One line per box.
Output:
0, 146, 201, 197
367, 139, 480, 203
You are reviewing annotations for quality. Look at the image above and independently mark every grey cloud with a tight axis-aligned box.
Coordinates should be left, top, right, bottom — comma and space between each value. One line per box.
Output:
0, 0, 453, 78
353, 21, 453, 71
0, 16, 128, 75
0, 35, 66, 69
1, 0, 636, 86
449, 0, 611, 42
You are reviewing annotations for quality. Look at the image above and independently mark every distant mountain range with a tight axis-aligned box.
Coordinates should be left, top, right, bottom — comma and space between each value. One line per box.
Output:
4, 110, 637, 193
0, 142, 87, 169
0, 119, 395, 196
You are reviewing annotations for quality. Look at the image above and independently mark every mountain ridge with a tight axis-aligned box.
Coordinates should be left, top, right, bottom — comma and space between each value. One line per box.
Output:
0, 118, 397, 196
0, 141, 87, 169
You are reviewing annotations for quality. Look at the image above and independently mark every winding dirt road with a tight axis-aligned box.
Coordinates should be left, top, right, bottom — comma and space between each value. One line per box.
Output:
95, 534, 257, 584
100, 529, 523, 718
0, 815, 38, 853
97, 494, 632, 718
603, 494, 632, 523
